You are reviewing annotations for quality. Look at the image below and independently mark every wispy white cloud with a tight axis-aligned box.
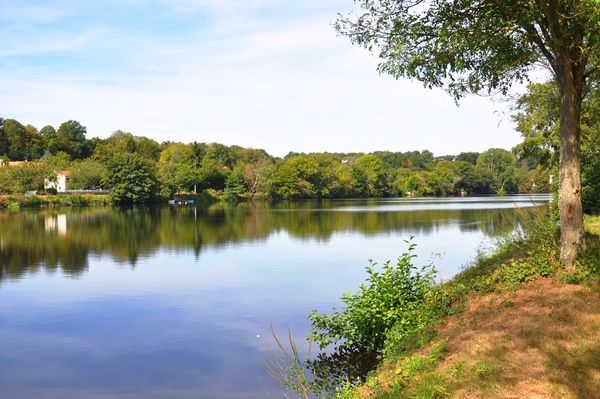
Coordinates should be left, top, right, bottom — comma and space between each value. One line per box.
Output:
0, 28, 105, 57
0, 1, 71, 22
0, 0, 522, 156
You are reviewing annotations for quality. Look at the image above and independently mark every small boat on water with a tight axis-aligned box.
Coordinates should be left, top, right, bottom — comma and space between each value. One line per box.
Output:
168, 196, 196, 205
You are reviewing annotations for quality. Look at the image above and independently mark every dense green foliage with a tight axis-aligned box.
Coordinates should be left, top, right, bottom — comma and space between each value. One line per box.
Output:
335, 1, 599, 98
1, 119, 45, 160
309, 241, 436, 355
0, 117, 553, 204
68, 159, 107, 190
583, 154, 600, 214
106, 153, 158, 204
0, 194, 110, 210
0, 162, 48, 194
222, 165, 247, 202
513, 81, 600, 214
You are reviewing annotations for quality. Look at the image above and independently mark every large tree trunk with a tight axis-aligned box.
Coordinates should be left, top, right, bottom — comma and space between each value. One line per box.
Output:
557, 61, 585, 269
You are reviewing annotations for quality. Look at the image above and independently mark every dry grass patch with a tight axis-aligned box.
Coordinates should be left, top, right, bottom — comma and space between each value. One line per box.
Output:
360, 278, 600, 399
437, 278, 600, 398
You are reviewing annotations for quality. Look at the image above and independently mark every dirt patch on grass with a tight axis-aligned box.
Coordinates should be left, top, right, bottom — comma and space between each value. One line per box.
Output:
438, 278, 600, 398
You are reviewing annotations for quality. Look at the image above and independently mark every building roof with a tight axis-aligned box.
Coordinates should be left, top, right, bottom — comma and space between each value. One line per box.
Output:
58, 170, 71, 177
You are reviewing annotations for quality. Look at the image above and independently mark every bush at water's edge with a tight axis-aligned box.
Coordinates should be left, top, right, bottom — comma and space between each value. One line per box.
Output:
0, 194, 111, 208
0, 190, 223, 209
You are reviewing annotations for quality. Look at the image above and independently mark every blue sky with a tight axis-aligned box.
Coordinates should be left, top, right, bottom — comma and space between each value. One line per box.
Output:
0, 0, 526, 156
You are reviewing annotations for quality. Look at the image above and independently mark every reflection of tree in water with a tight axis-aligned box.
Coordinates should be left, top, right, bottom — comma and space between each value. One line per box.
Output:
308, 345, 379, 395
0, 201, 547, 283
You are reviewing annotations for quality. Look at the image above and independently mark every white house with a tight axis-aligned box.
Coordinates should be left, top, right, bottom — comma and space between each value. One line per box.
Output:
44, 170, 71, 193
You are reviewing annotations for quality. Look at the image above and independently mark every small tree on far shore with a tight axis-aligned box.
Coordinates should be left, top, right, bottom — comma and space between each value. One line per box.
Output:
106, 153, 158, 204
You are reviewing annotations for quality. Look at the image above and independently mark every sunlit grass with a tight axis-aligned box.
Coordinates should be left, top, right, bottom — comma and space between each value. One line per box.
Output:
346, 278, 600, 399
586, 215, 600, 235
337, 215, 600, 399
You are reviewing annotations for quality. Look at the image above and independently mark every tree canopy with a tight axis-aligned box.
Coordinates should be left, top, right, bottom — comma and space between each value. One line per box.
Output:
106, 153, 158, 204
0, 116, 569, 208
513, 80, 600, 214
336, 1, 600, 98
336, 0, 600, 267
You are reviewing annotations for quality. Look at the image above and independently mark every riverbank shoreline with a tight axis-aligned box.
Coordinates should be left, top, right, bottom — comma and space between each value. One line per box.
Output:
0, 191, 222, 209
349, 276, 600, 398
336, 215, 600, 398
0, 194, 111, 209
0, 192, 553, 210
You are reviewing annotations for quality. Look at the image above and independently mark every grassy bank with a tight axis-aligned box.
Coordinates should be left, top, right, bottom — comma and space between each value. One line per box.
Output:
330, 218, 600, 399
0, 190, 222, 209
0, 194, 112, 209
347, 277, 600, 399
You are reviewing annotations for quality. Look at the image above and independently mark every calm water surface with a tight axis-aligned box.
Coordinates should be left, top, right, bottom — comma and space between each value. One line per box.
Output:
0, 196, 549, 398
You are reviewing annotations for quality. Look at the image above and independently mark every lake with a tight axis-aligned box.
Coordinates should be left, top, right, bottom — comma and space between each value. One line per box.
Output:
0, 196, 550, 398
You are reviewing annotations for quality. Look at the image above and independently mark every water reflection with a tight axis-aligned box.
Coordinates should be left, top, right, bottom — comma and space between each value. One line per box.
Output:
0, 197, 547, 283
0, 197, 549, 399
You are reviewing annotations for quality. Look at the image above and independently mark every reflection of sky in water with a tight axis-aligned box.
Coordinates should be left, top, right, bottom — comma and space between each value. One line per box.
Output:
0, 201, 546, 398
314, 195, 552, 212
336, 195, 552, 203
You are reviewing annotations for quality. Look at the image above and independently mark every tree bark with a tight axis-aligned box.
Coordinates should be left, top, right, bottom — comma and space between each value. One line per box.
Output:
557, 58, 585, 269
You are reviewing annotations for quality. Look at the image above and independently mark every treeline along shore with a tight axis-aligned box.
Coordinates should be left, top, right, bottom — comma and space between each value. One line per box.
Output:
0, 117, 555, 207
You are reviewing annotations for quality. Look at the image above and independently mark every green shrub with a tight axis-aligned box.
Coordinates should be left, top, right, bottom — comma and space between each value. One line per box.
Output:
0, 163, 49, 194
222, 167, 247, 202
68, 159, 107, 190
20, 195, 43, 207
0, 194, 110, 209
570, 232, 600, 280
69, 195, 85, 207
106, 153, 158, 204
309, 239, 437, 355
582, 151, 600, 214
472, 359, 502, 379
